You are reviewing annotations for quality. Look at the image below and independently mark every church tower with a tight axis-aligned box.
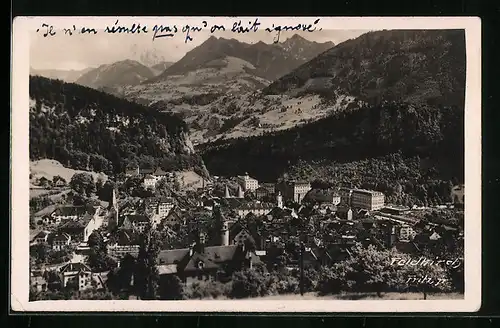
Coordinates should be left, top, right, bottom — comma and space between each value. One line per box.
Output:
108, 188, 119, 230
214, 205, 229, 246
277, 191, 283, 209
224, 185, 231, 198
237, 185, 244, 198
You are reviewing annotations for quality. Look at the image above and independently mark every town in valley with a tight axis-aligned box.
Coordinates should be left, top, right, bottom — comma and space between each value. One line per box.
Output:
29, 165, 465, 300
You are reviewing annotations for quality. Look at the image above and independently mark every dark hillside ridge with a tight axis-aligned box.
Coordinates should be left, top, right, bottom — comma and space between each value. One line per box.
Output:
263, 29, 466, 108
200, 101, 464, 183
29, 76, 206, 176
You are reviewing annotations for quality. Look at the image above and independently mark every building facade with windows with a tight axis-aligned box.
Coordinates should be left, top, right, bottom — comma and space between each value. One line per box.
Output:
236, 173, 259, 192
276, 180, 312, 204
350, 189, 385, 211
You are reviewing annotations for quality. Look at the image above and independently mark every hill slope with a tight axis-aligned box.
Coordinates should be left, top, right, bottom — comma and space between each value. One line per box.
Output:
263, 29, 466, 108
75, 60, 155, 89
30, 67, 94, 83
199, 30, 466, 205
150, 61, 174, 75
147, 35, 335, 83
29, 75, 207, 176
200, 101, 464, 204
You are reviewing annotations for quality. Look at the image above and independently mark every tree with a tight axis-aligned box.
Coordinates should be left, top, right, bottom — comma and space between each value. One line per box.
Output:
229, 269, 267, 299
87, 231, 106, 252
317, 243, 402, 297
158, 275, 185, 300
30, 244, 49, 265
134, 224, 161, 300
397, 261, 452, 299
108, 253, 136, 294
70, 172, 96, 196
87, 231, 117, 272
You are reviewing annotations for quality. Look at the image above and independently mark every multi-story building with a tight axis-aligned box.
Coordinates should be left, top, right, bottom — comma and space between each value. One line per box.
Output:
339, 187, 353, 206
59, 262, 105, 291
122, 214, 151, 233
51, 233, 72, 251
304, 189, 341, 205
398, 224, 417, 242
58, 213, 103, 243
276, 180, 312, 204
32, 230, 50, 245
144, 174, 157, 189
235, 203, 275, 218
236, 173, 259, 192
145, 197, 175, 217
350, 189, 385, 211
125, 165, 140, 176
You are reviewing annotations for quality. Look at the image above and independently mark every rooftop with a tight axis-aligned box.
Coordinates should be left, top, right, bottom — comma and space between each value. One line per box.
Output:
60, 262, 92, 273
352, 189, 384, 196
52, 205, 96, 217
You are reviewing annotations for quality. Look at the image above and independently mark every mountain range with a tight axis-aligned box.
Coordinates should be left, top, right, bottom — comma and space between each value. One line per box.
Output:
75, 59, 156, 89
147, 34, 335, 83
29, 29, 466, 204
198, 29, 466, 205
264, 29, 466, 107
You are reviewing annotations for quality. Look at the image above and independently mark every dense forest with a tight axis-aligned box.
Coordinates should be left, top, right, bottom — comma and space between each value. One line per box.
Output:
263, 29, 466, 108
29, 76, 206, 175
200, 101, 464, 204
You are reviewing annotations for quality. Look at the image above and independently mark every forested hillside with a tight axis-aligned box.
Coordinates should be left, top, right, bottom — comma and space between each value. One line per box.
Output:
200, 101, 464, 204
263, 29, 466, 108
29, 76, 207, 176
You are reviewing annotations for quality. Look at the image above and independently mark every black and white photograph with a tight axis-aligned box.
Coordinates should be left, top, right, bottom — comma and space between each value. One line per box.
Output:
11, 16, 481, 312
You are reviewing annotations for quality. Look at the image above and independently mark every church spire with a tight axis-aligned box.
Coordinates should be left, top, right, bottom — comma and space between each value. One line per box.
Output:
224, 185, 231, 198
237, 184, 244, 198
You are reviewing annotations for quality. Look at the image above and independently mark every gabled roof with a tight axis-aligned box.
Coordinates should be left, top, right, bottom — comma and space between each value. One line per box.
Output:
236, 202, 274, 210
33, 230, 50, 239
60, 262, 91, 273
144, 174, 156, 179
125, 214, 150, 223
115, 229, 139, 245
153, 167, 168, 176
59, 220, 86, 231
157, 248, 190, 265
183, 245, 242, 271
34, 205, 57, 217
52, 205, 95, 217
139, 168, 154, 174
53, 232, 71, 241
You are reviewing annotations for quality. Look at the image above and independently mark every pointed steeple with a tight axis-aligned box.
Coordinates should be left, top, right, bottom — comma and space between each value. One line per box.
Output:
237, 185, 244, 198
224, 185, 231, 198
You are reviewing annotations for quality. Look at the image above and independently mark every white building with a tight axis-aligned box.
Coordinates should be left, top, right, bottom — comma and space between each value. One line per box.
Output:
350, 189, 385, 211
144, 174, 157, 189
236, 173, 259, 192
398, 225, 417, 242
51, 233, 72, 251
59, 262, 104, 291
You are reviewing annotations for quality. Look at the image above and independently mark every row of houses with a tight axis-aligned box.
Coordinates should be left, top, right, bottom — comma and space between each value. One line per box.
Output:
31, 262, 106, 293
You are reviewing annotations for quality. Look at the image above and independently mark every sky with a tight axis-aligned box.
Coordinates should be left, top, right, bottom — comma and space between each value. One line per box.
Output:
30, 28, 369, 71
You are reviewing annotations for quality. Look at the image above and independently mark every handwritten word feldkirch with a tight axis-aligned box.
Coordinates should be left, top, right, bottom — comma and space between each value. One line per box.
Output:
35, 18, 323, 44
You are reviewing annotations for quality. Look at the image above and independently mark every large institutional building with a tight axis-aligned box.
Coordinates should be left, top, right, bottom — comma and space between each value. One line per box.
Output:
236, 173, 259, 192
350, 189, 385, 211
276, 180, 312, 204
